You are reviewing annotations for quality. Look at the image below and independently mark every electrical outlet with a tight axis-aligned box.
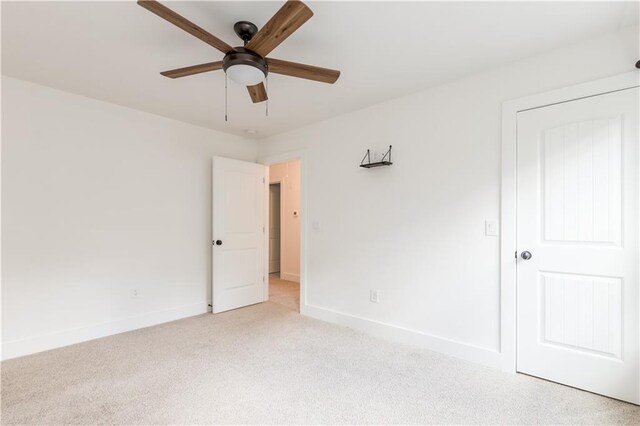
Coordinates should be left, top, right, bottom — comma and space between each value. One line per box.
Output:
370, 290, 379, 303
131, 288, 139, 298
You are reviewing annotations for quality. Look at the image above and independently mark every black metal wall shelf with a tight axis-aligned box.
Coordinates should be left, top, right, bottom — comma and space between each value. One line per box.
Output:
360, 145, 392, 168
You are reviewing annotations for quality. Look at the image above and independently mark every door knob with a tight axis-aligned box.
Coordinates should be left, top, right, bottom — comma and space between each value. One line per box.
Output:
520, 251, 532, 260
215, 240, 222, 246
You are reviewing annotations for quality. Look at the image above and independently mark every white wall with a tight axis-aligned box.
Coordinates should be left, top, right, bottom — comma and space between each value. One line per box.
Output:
2, 25, 638, 365
259, 26, 640, 368
269, 160, 301, 282
1, 77, 258, 359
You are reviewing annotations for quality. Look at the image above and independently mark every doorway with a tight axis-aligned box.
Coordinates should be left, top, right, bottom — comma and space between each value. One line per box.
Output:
267, 160, 301, 312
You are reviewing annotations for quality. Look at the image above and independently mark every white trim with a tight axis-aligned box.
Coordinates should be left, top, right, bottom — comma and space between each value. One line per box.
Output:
266, 179, 285, 278
259, 150, 308, 313
263, 166, 271, 300
500, 71, 640, 373
1, 302, 208, 361
305, 304, 502, 369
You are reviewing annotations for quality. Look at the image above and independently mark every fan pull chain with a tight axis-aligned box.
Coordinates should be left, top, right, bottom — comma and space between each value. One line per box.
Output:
224, 72, 228, 122
265, 76, 269, 117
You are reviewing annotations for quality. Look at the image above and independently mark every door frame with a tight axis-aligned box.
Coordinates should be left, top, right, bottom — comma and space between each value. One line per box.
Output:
259, 150, 307, 313
268, 182, 283, 275
500, 71, 639, 373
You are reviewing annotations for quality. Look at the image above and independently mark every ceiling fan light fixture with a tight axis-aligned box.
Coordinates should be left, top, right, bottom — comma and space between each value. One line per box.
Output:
223, 48, 268, 86
226, 64, 266, 86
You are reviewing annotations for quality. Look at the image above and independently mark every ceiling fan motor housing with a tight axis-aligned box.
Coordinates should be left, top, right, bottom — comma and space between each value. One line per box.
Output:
223, 47, 268, 85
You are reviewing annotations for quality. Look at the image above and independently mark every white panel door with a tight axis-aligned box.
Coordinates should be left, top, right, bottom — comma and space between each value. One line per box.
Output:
212, 157, 266, 314
516, 87, 639, 404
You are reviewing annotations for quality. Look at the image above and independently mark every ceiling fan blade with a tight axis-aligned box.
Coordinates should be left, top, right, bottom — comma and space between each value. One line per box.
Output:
245, 0, 313, 57
267, 58, 340, 84
160, 61, 224, 78
247, 83, 268, 103
138, 0, 233, 54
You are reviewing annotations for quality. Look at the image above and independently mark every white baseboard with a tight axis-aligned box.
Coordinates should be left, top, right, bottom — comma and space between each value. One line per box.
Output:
280, 272, 300, 283
304, 304, 502, 370
3, 301, 502, 370
1, 302, 208, 361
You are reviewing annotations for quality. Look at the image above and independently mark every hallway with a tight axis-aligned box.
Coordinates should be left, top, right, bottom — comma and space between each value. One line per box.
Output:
269, 274, 299, 312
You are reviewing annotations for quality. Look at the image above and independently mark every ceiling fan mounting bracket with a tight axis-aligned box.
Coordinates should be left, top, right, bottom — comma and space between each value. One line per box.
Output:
233, 21, 259, 44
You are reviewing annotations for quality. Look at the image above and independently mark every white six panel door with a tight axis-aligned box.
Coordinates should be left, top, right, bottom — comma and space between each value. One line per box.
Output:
212, 157, 266, 314
516, 87, 639, 404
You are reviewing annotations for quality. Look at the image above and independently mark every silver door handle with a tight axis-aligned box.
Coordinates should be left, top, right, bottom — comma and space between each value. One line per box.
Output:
520, 251, 532, 260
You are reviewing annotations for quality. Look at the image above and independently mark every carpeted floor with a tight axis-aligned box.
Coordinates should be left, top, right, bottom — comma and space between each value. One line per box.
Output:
2, 302, 640, 425
268, 273, 299, 312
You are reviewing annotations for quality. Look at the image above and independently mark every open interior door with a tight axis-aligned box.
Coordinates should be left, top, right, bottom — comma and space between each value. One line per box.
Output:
212, 156, 266, 313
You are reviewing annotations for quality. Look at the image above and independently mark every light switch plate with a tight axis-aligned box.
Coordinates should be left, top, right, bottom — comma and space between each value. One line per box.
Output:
312, 221, 320, 231
485, 220, 499, 236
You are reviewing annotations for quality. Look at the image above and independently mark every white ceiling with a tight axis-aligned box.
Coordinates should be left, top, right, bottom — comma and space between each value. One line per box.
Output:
2, 1, 637, 139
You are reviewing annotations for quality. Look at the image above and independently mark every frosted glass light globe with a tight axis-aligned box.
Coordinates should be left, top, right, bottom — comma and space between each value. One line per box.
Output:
226, 64, 266, 86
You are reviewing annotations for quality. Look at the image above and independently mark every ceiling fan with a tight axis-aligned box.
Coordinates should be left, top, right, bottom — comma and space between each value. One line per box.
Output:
138, 0, 340, 104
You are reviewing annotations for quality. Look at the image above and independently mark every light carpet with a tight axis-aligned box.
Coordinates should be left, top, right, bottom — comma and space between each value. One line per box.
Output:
2, 302, 639, 425
268, 274, 299, 312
